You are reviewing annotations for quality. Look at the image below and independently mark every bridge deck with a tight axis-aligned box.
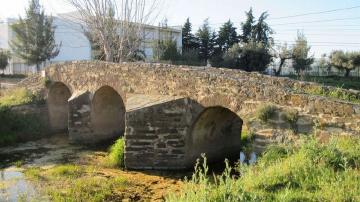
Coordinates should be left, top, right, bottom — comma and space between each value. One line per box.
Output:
126, 94, 184, 112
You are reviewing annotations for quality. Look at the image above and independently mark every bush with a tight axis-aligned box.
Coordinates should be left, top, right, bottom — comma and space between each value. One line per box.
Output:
0, 88, 45, 146
106, 138, 125, 168
0, 106, 44, 146
256, 104, 277, 123
167, 136, 360, 202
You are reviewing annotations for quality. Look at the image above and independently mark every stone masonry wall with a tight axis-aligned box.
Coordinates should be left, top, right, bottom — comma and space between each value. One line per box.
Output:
45, 61, 360, 136
125, 98, 203, 169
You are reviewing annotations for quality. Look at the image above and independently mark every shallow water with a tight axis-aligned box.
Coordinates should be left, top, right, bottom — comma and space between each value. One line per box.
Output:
0, 135, 82, 201
0, 168, 37, 202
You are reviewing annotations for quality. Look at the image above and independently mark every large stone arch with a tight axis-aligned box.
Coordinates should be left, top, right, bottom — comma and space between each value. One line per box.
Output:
186, 106, 243, 165
91, 85, 126, 140
48, 82, 71, 132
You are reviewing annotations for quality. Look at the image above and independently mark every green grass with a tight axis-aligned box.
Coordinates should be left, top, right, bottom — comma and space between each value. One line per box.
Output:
25, 165, 128, 202
166, 136, 360, 202
105, 138, 125, 168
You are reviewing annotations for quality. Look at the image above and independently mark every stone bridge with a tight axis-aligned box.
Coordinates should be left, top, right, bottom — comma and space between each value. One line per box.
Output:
44, 61, 360, 170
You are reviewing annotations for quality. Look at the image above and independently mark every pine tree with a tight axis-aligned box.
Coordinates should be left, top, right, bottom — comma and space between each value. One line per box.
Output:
10, 0, 60, 71
240, 8, 255, 43
182, 18, 198, 52
196, 19, 215, 62
217, 20, 239, 53
253, 12, 273, 48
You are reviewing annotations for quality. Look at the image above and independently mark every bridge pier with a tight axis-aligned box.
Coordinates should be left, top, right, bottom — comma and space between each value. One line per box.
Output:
125, 97, 202, 169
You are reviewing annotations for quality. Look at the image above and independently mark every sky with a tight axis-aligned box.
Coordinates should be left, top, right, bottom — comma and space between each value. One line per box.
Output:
1, 0, 360, 57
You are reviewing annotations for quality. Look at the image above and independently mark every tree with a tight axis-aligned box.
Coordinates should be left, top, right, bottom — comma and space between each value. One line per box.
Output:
240, 8, 255, 43
10, 0, 60, 71
217, 20, 239, 53
196, 19, 216, 63
68, 0, 160, 62
223, 42, 272, 72
0, 50, 10, 74
275, 43, 292, 76
182, 18, 198, 52
153, 40, 181, 62
329, 50, 360, 77
252, 12, 273, 48
318, 54, 332, 75
291, 32, 314, 76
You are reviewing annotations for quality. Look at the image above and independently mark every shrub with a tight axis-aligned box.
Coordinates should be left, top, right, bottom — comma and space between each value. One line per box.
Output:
281, 110, 299, 132
0, 106, 44, 146
256, 104, 277, 123
0, 88, 35, 107
106, 138, 125, 168
0, 87, 45, 146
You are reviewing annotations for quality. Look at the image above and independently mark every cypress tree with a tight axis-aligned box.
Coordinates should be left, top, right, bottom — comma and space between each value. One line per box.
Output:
240, 8, 255, 43
217, 20, 239, 53
182, 18, 198, 52
196, 19, 215, 62
10, 0, 60, 71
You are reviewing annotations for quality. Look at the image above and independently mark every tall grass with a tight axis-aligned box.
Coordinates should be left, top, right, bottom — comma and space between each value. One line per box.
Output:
166, 136, 360, 202
105, 138, 125, 168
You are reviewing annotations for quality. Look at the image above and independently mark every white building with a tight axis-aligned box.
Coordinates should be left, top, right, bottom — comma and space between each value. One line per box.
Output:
0, 12, 182, 75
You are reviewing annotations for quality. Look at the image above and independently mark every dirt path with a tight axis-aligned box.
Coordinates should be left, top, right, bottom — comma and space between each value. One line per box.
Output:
0, 135, 187, 201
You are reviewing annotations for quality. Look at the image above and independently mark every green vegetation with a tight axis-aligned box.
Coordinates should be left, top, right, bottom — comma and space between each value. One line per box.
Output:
256, 104, 277, 123
0, 88, 37, 107
166, 136, 360, 202
10, 0, 60, 71
105, 138, 125, 168
281, 110, 299, 132
295, 85, 360, 104
288, 75, 360, 91
25, 165, 128, 202
0, 88, 45, 146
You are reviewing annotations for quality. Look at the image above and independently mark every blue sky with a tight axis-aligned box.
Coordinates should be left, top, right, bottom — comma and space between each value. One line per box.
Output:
1, 0, 360, 57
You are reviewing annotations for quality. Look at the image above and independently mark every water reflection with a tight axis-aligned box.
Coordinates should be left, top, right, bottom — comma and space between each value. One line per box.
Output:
0, 169, 36, 202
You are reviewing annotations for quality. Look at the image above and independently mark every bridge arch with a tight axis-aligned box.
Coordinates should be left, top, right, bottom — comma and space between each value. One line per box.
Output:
91, 85, 126, 140
187, 106, 243, 165
48, 82, 72, 132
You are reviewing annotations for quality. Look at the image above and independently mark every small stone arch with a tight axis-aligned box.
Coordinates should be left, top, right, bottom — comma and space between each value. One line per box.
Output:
186, 106, 243, 165
48, 82, 72, 132
91, 85, 126, 140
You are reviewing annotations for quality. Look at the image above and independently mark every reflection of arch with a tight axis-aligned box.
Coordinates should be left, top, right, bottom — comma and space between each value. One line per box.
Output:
91, 86, 125, 139
187, 106, 243, 165
48, 82, 71, 132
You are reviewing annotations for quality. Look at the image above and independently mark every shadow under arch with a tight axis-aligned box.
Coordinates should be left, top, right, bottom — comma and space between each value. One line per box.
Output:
47, 82, 71, 133
186, 106, 243, 166
91, 85, 126, 140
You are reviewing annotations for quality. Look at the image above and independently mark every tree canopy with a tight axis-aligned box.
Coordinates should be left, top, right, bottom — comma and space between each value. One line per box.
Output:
10, 0, 60, 71
0, 50, 10, 72
196, 19, 216, 62
291, 32, 314, 76
329, 50, 360, 77
182, 18, 198, 52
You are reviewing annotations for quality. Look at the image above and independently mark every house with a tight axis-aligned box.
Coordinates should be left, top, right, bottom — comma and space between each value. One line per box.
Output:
0, 12, 182, 75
